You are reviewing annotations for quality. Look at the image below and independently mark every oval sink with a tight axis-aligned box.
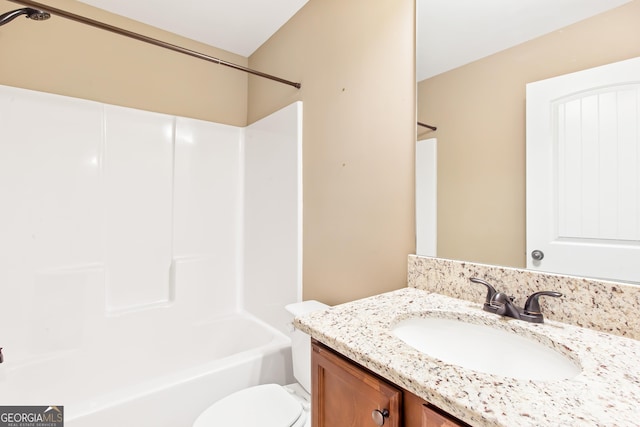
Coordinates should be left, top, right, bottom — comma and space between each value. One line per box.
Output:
392, 317, 581, 381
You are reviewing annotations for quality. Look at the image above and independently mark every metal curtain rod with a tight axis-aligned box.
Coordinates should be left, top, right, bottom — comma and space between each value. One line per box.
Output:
417, 121, 437, 131
8, 0, 302, 89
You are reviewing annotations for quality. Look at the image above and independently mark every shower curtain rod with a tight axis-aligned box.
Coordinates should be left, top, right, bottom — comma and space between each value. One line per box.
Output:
8, 0, 302, 89
417, 121, 437, 131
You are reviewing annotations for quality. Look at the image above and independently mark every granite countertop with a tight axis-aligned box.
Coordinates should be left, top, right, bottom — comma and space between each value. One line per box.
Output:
295, 287, 640, 427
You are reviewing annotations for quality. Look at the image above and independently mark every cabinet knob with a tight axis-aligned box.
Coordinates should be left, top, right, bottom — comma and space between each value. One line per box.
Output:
371, 409, 389, 426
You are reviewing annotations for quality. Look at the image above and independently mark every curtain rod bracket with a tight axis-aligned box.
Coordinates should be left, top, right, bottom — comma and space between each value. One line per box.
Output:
417, 121, 437, 131
8, 0, 302, 89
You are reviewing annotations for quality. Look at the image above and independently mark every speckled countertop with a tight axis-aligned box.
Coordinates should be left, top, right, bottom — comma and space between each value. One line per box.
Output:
295, 287, 640, 427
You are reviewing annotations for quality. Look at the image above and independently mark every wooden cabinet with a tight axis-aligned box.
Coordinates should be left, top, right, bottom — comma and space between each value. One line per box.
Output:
312, 340, 402, 427
420, 404, 467, 427
312, 340, 469, 427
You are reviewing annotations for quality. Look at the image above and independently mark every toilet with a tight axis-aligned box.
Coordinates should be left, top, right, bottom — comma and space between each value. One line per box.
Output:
193, 300, 328, 427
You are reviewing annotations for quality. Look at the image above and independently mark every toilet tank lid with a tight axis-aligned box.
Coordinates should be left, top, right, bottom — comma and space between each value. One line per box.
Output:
285, 300, 329, 316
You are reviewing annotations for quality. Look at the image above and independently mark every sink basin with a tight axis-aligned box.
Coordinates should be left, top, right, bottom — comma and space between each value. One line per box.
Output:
392, 317, 581, 381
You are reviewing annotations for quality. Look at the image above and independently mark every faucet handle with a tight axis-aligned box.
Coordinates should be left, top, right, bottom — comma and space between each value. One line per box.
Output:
470, 277, 497, 303
523, 291, 562, 315
469, 277, 498, 309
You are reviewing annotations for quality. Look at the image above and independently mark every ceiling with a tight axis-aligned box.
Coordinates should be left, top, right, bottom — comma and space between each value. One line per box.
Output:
416, 0, 632, 81
74, 0, 632, 81
75, 0, 310, 57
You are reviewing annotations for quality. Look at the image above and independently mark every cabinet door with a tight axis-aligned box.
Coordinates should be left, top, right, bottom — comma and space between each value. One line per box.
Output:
421, 403, 467, 427
405, 391, 468, 427
312, 341, 402, 427
403, 390, 427, 427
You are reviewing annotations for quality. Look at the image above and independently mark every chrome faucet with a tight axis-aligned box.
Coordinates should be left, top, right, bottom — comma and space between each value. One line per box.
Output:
470, 277, 561, 323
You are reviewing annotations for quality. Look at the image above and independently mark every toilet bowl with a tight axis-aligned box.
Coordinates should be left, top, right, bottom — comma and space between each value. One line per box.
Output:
193, 300, 328, 427
193, 383, 310, 427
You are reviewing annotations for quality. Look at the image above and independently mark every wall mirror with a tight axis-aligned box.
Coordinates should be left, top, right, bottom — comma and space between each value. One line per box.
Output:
415, 0, 639, 284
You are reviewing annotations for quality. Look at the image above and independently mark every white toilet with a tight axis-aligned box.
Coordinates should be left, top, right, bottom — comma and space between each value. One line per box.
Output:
193, 300, 328, 427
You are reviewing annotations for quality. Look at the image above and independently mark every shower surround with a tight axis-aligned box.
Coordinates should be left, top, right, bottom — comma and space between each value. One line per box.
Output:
0, 84, 302, 425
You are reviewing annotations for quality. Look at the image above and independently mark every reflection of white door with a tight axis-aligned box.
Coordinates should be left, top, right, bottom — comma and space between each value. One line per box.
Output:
526, 56, 640, 283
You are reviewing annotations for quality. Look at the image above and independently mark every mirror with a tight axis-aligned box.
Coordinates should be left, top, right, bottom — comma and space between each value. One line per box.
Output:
415, 0, 639, 280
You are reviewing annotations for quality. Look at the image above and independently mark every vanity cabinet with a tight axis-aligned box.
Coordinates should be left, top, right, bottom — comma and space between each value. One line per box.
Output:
403, 392, 466, 427
311, 340, 469, 427
312, 339, 402, 427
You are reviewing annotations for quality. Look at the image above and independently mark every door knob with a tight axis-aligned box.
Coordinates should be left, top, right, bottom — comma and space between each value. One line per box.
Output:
531, 250, 544, 261
371, 409, 389, 426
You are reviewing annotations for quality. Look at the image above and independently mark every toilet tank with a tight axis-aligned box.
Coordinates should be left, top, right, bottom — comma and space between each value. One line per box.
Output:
285, 300, 329, 393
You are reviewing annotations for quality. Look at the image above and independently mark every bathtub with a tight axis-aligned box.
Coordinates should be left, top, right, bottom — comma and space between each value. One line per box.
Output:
0, 313, 293, 427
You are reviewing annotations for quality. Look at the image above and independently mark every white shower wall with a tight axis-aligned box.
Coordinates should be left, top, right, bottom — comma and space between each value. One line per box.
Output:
244, 103, 303, 332
0, 84, 301, 365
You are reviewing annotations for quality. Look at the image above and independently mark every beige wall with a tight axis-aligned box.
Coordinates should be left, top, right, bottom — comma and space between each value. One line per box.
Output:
248, 0, 416, 305
1, 0, 416, 306
0, 0, 247, 126
417, 1, 640, 269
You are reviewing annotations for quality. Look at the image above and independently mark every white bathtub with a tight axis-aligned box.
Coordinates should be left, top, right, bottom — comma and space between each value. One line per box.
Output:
0, 313, 293, 427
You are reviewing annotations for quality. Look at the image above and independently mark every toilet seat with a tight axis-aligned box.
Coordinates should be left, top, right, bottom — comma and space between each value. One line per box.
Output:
193, 384, 304, 427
